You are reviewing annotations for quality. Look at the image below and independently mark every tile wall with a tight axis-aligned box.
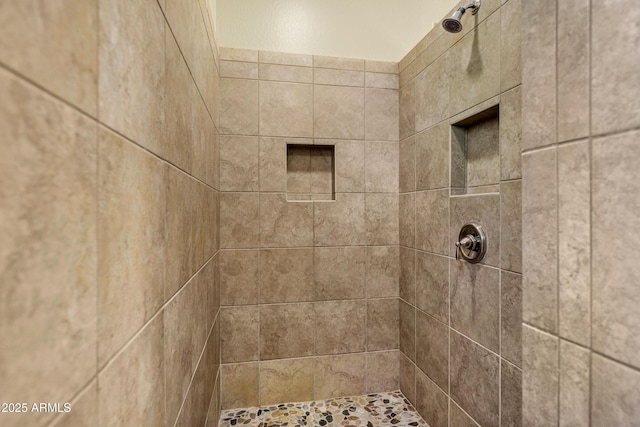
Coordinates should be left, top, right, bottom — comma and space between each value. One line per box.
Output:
398, 0, 523, 426
218, 48, 401, 408
522, 0, 640, 425
0, 0, 222, 426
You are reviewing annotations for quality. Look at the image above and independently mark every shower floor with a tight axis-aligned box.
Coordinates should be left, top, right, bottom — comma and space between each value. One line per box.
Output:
218, 391, 428, 427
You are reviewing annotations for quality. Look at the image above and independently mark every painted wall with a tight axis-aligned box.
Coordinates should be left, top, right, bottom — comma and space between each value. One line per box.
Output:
215, 0, 459, 62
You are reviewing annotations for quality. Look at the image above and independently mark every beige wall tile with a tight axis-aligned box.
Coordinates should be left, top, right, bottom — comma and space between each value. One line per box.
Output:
592, 354, 640, 427
260, 248, 314, 303
416, 122, 449, 191
399, 193, 415, 248
450, 193, 500, 268
220, 135, 259, 191
260, 303, 314, 359
400, 353, 416, 404
365, 141, 399, 192
221, 363, 259, 409
259, 358, 314, 405
367, 351, 400, 392
334, 140, 365, 192
500, 0, 522, 91
365, 89, 399, 141
501, 361, 522, 427
220, 47, 258, 62
366, 246, 399, 298
415, 189, 449, 255
220, 60, 258, 79
315, 354, 367, 399
365, 60, 398, 74
314, 85, 365, 139
399, 136, 416, 193
98, 316, 164, 427
399, 80, 416, 141
399, 300, 416, 362
314, 68, 364, 87
286, 145, 311, 194
365, 194, 399, 246
501, 271, 522, 367
98, 128, 167, 365
500, 180, 522, 273
259, 81, 313, 137
522, 148, 558, 332
220, 250, 259, 306
191, 91, 218, 187
367, 298, 399, 351
259, 63, 313, 83
221, 306, 259, 363
365, 72, 399, 90
559, 340, 589, 427
415, 53, 449, 132
315, 300, 366, 355
450, 402, 479, 427
415, 252, 449, 324
399, 247, 416, 305
558, 141, 590, 345
220, 192, 259, 249
220, 78, 258, 135
415, 311, 449, 391
260, 50, 313, 67
450, 332, 499, 427
522, 325, 558, 426
314, 193, 366, 246
314, 55, 364, 70
465, 117, 500, 189
415, 370, 448, 427
314, 246, 366, 300
50, 381, 97, 427
592, 130, 640, 367
260, 193, 314, 247
500, 86, 522, 181
260, 138, 314, 192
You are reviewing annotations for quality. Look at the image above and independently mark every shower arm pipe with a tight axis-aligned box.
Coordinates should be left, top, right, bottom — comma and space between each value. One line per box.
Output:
459, 0, 481, 16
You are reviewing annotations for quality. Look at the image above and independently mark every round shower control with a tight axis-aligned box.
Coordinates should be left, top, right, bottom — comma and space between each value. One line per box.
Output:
455, 222, 487, 264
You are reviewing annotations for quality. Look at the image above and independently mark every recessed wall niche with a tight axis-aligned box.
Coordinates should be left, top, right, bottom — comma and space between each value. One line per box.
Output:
286, 144, 335, 201
450, 105, 500, 195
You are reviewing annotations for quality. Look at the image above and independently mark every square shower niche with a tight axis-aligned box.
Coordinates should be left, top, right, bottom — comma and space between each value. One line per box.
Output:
286, 144, 335, 201
450, 105, 500, 195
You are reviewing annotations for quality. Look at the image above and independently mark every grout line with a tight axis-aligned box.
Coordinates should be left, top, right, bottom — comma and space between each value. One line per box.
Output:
587, 0, 594, 424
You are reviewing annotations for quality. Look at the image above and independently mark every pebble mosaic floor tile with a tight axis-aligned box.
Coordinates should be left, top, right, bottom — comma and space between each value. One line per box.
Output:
218, 391, 429, 427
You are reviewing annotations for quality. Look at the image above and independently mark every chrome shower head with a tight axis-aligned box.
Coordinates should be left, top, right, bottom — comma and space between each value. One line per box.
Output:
442, 0, 481, 33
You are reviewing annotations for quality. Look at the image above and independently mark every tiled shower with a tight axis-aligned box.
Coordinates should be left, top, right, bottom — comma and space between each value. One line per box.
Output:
1, 0, 639, 427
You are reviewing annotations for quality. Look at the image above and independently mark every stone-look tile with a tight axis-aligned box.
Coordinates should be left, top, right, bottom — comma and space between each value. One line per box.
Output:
502, 271, 523, 367
451, 15, 501, 112
399, 80, 416, 141
464, 117, 500, 191
557, 0, 589, 142
500, 86, 522, 181
260, 248, 314, 303
288, 147, 311, 192
521, 0, 556, 150
259, 63, 313, 83
314, 85, 364, 139
191, 88, 218, 187
314, 68, 364, 87
221, 306, 259, 363
0, 0, 97, 115
97, 129, 166, 365
451, 261, 500, 352
592, 0, 640, 135
366, 72, 399, 90
559, 340, 589, 427
415, 189, 449, 255
221, 363, 259, 409
415, 52, 449, 132
399, 136, 416, 193
99, 0, 164, 151
311, 146, 334, 196
220, 192, 259, 249
260, 51, 313, 67
260, 81, 313, 137
522, 149, 558, 332
592, 131, 640, 367
415, 370, 448, 427
415, 252, 448, 324
592, 354, 640, 427
501, 180, 522, 273
205, 376, 221, 427
522, 325, 558, 426
314, 193, 366, 246
500, 0, 522, 91
365, 89, 399, 141
334, 140, 365, 192
315, 300, 366, 355
220, 78, 258, 135
220, 47, 258, 62
450, 403, 479, 427
220, 136, 259, 191
220, 60, 258, 79
315, 354, 367, 399
400, 247, 416, 305
365, 141, 399, 193
260, 193, 314, 247
399, 193, 415, 248
399, 300, 416, 362
220, 250, 259, 306
416, 123, 449, 191
450, 332, 500, 427
558, 141, 590, 345
366, 61, 398, 74
259, 358, 314, 405
314, 246, 366, 300
367, 298, 399, 351
314, 55, 364, 70
502, 361, 523, 427
0, 71, 96, 421
365, 194, 399, 246
259, 137, 303, 192
49, 381, 97, 427
415, 311, 449, 391
366, 246, 399, 298
260, 303, 314, 360
400, 353, 416, 405
450, 193, 500, 267
98, 316, 164, 427
367, 351, 400, 392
